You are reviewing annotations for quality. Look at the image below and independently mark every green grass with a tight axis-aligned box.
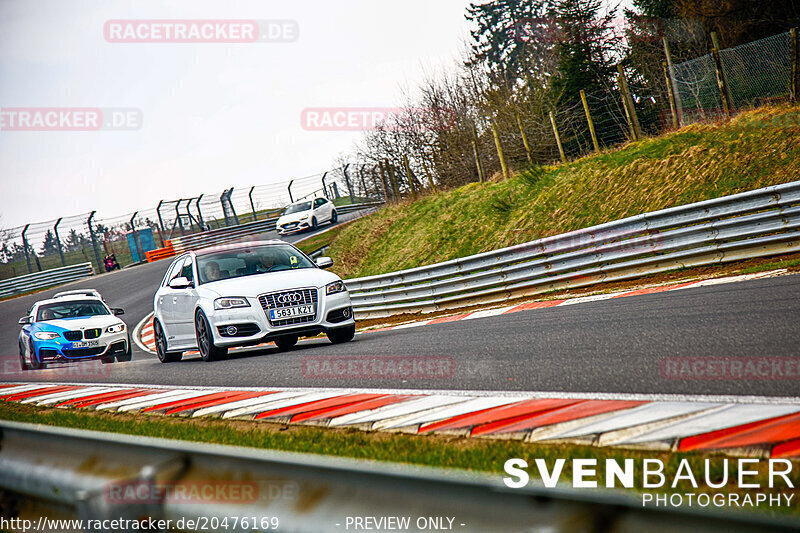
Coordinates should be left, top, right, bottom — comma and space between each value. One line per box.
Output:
326, 105, 800, 278
293, 225, 347, 255
0, 401, 797, 519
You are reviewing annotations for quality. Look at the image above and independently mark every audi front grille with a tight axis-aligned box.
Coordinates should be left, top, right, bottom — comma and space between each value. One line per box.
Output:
258, 288, 318, 327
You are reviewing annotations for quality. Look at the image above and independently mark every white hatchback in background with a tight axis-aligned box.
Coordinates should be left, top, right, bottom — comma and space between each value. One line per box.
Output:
152, 240, 355, 363
276, 197, 337, 235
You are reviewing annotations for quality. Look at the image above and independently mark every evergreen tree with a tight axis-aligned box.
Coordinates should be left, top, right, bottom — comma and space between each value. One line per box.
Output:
41, 230, 60, 256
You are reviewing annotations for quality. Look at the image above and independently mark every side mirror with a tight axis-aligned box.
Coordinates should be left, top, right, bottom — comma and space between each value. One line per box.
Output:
112, 308, 125, 316
169, 276, 193, 289
315, 257, 334, 269
18, 316, 32, 325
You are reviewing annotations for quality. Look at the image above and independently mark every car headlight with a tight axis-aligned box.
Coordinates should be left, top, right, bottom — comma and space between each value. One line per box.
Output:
106, 323, 125, 333
326, 281, 347, 295
34, 331, 60, 340
214, 297, 250, 310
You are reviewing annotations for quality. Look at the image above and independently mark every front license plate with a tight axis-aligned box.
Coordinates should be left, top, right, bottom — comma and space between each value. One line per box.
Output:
72, 340, 100, 348
270, 305, 314, 320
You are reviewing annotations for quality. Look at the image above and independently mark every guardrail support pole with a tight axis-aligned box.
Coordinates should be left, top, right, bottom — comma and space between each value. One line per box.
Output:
549, 111, 567, 163
21, 224, 32, 274
86, 211, 102, 273
156, 200, 166, 247
53, 218, 66, 267
580, 90, 600, 153
249, 186, 258, 221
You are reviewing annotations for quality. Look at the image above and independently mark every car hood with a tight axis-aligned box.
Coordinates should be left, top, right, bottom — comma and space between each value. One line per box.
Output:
33, 315, 124, 332
200, 268, 343, 297
277, 211, 311, 225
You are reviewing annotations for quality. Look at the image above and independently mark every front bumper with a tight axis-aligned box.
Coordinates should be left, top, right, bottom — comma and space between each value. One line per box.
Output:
277, 220, 312, 235
34, 331, 129, 362
205, 290, 355, 347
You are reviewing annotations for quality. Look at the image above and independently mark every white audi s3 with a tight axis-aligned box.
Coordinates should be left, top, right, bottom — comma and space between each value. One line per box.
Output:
152, 240, 355, 363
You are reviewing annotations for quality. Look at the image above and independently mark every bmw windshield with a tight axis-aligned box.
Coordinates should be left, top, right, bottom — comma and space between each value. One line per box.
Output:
36, 300, 110, 321
282, 202, 312, 215
197, 244, 315, 284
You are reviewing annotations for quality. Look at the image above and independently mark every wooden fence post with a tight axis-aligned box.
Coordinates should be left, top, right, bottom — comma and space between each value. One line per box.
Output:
549, 111, 567, 163
791, 28, 799, 104
617, 64, 642, 141
663, 37, 682, 126
580, 90, 600, 152
516, 110, 533, 164
491, 120, 510, 180
402, 154, 417, 197
710, 32, 733, 118
663, 61, 680, 129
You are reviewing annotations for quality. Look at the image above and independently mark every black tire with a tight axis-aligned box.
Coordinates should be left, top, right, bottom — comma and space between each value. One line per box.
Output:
327, 324, 355, 344
331, 210, 338, 224
195, 311, 227, 362
19, 341, 30, 371
28, 339, 44, 370
274, 335, 298, 351
116, 334, 133, 362
311, 217, 318, 230
154, 319, 182, 363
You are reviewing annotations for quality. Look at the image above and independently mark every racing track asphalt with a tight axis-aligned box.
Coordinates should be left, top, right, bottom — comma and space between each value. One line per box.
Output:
1, 228, 799, 398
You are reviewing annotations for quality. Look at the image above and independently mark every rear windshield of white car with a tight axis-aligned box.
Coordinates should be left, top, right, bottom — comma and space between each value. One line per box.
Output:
37, 300, 110, 321
282, 201, 312, 215
197, 245, 315, 284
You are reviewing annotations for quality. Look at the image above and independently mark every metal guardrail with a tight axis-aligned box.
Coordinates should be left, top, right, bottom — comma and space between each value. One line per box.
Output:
346, 181, 800, 317
0, 420, 792, 533
0, 262, 94, 299
170, 202, 382, 254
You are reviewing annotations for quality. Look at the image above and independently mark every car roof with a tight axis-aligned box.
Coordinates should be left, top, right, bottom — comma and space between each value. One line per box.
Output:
53, 289, 103, 299
34, 294, 105, 307
194, 239, 289, 257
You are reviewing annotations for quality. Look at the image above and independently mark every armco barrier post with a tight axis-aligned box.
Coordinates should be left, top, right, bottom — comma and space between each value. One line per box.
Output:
21, 225, 32, 274
53, 218, 66, 267
86, 211, 103, 272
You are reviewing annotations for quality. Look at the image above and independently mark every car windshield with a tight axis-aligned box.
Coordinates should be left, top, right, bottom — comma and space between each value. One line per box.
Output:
36, 300, 110, 321
197, 244, 315, 284
282, 201, 312, 215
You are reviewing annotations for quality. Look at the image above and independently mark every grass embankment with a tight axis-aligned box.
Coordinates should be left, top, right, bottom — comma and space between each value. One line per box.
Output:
327, 105, 800, 279
0, 401, 797, 518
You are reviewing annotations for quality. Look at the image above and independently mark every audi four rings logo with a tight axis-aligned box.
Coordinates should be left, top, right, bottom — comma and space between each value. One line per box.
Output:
277, 292, 302, 304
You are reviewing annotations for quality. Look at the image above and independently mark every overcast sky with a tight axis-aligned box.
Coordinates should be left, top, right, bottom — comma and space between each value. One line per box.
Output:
0, 0, 631, 229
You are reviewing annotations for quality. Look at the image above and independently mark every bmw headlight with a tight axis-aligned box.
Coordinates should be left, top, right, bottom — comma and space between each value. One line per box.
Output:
106, 323, 125, 334
34, 331, 60, 340
326, 280, 346, 295
214, 297, 250, 310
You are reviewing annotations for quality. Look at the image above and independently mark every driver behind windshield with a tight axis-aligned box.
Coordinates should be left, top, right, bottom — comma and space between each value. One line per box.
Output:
254, 252, 278, 273
203, 261, 221, 282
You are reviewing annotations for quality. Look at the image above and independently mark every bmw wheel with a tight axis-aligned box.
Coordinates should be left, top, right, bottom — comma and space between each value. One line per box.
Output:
116, 333, 133, 362
327, 324, 355, 344
154, 319, 182, 363
28, 339, 44, 370
195, 311, 227, 362
19, 341, 30, 371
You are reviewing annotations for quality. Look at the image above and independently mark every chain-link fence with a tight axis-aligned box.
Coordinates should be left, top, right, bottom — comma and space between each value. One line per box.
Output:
0, 171, 379, 280
671, 31, 794, 125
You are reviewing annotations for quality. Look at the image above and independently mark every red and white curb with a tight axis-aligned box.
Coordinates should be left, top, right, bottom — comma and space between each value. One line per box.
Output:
2, 382, 799, 459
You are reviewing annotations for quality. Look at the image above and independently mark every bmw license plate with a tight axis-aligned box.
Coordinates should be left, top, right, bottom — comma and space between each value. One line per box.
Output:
72, 340, 100, 348
270, 305, 314, 320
